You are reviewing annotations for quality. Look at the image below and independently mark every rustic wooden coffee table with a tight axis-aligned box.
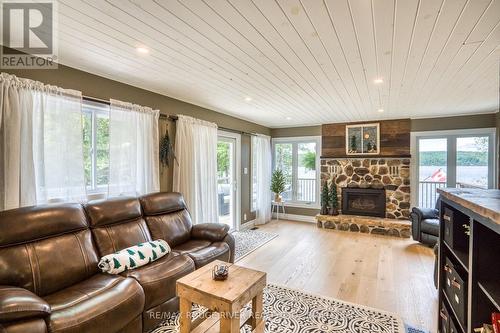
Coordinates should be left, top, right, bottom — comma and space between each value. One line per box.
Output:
176, 260, 266, 333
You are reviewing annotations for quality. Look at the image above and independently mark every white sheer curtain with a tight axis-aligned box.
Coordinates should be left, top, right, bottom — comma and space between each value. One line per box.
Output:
108, 99, 160, 197
173, 115, 218, 224
253, 134, 272, 225
0, 73, 86, 210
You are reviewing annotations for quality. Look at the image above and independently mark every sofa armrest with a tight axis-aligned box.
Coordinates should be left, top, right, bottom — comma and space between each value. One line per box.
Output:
411, 207, 439, 221
222, 233, 236, 263
409, 211, 421, 242
191, 223, 230, 242
0, 286, 50, 322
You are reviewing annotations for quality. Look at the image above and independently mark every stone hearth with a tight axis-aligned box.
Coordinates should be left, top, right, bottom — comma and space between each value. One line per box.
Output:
321, 158, 411, 219
315, 214, 411, 238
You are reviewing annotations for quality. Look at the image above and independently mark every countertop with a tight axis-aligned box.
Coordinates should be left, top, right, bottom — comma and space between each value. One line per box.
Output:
437, 188, 500, 225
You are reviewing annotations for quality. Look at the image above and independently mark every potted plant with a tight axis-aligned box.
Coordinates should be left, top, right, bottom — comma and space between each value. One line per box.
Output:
270, 169, 286, 202
320, 182, 329, 215
329, 182, 339, 216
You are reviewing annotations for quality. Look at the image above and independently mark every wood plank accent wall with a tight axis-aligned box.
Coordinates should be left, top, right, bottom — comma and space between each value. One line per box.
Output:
322, 119, 411, 158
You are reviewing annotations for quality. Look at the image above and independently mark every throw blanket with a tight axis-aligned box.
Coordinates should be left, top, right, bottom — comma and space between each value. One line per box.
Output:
98, 240, 170, 274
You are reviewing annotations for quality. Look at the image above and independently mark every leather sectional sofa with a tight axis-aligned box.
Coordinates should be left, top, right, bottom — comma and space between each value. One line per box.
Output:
0, 192, 235, 333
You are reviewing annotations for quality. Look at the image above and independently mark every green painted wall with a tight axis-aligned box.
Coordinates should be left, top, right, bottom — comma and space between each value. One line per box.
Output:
271, 125, 321, 138
411, 113, 496, 132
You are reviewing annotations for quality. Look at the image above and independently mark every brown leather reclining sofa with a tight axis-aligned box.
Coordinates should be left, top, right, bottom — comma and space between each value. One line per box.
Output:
0, 192, 235, 333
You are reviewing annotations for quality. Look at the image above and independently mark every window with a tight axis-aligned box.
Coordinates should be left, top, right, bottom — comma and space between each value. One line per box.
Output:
413, 128, 496, 208
272, 137, 321, 207
82, 99, 110, 192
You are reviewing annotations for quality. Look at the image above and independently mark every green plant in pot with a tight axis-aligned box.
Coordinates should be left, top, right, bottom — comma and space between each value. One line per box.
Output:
329, 181, 339, 216
320, 182, 329, 215
271, 169, 286, 203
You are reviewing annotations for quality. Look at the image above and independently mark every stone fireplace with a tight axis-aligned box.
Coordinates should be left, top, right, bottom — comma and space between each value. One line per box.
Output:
320, 158, 411, 219
342, 187, 386, 218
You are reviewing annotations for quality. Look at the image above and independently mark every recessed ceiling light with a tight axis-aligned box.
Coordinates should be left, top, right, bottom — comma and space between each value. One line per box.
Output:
377, 108, 384, 113
286, 116, 292, 120
136, 47, 149, 54
244, 96, 252, 102
374, 78, 383, 84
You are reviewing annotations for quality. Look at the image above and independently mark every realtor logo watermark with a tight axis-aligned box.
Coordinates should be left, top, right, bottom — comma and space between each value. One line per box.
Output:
1, 0, 58, 69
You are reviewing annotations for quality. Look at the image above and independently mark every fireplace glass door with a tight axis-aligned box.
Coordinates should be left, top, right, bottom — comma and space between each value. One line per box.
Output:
342, 188, 386, 218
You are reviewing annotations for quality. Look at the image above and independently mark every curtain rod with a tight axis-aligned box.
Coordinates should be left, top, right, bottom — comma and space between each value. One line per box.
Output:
83, 96, 174, 121
166, 115, 257, 136
83, 96, 257, 136
84, 96, 110, 105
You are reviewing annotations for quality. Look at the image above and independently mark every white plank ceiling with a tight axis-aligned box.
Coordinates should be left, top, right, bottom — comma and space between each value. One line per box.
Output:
54, 0, 500, 127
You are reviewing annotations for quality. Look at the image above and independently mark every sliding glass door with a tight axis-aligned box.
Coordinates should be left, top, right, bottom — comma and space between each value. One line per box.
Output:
456, 136, 490, 188
415, 130, 495, 208
418, 138, 448, 208
217, 131, 241, 230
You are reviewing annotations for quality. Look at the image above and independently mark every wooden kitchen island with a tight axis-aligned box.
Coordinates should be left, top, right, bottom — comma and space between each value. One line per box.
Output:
436, 188, 500, 333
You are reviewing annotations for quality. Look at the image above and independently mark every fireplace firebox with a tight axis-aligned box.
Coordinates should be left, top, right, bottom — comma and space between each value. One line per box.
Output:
342, 187, 386, 218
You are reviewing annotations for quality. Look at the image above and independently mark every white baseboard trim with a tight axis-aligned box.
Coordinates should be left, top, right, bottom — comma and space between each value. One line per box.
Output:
272, 213, 316, 223
238, 219, 256, 231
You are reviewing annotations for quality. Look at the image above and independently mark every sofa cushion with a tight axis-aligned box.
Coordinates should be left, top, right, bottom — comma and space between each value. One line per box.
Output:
174, 242, 230, 268
421, 218, 440, 236
44, 274, 144, 333
0, 229, 99, 296
140, 192, 187, 215
0, 204, 88, 247
0, 204, 100, 296
122, 253, 195, 309
85, 197, 152, 256
84, 197, 142, 227
172, 240, 211, 255
140, 192, 193, 247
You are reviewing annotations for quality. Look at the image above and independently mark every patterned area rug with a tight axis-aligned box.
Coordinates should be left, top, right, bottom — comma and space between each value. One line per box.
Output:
151, 284, 412, 333
232, 229, 278, 261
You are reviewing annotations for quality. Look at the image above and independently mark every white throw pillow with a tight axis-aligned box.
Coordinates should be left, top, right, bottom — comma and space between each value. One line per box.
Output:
98, 239, 170, 274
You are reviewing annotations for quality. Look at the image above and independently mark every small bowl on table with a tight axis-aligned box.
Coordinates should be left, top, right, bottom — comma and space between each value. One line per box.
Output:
212, 264, 229, 281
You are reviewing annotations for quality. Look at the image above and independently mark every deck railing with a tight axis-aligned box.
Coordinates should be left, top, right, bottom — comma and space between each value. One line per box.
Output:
297, 178, 316, 202
456, 182, 485, 189
419, 181, 446, 208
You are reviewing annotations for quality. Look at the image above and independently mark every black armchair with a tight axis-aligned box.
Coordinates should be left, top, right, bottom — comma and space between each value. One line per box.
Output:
410, 198, 440, 246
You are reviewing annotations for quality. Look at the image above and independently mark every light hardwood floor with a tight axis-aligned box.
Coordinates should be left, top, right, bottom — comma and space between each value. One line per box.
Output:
237, 220, 438, 333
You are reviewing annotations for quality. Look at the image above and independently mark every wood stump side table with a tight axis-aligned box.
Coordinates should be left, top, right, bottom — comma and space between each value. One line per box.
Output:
176, 260, 266, 333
